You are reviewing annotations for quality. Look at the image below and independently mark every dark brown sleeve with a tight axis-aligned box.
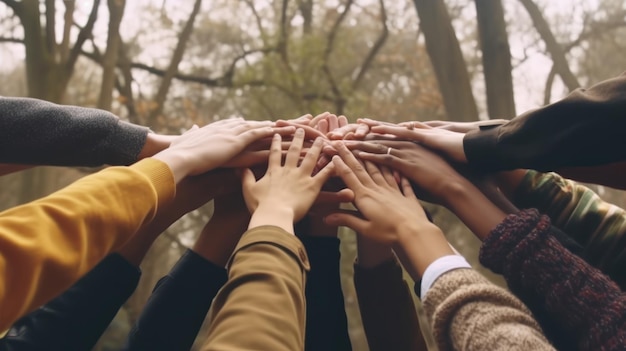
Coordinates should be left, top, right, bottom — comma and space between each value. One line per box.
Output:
464, 73, 626, 171
354, 258, 428, 351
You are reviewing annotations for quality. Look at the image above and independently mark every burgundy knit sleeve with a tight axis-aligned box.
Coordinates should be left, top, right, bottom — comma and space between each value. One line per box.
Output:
479, 209, 626, 351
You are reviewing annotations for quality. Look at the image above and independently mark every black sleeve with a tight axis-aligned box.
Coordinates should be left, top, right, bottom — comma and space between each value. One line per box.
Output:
123, 250, 228, 351
0, 254, 140, 351
0, 97, 149, 166
463, 73, 626, 171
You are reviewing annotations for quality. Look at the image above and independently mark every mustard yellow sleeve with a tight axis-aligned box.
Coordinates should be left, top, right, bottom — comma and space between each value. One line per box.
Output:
0, 158, 174, 330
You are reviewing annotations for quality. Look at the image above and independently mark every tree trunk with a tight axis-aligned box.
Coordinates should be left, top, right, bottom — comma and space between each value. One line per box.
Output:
412, 0, 478, 121
475, 0, 516, 119
149, 0, 203, 125
519, 0, 580, 91
98, 0, 126, 111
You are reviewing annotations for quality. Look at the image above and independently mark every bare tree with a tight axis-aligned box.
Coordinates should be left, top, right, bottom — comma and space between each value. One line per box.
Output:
98, 0, 126, 111
519, 0, 580, 91
0, 0, 101, 102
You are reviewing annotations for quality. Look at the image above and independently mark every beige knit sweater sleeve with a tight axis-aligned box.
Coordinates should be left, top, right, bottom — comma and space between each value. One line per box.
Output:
423, 268, 555, 351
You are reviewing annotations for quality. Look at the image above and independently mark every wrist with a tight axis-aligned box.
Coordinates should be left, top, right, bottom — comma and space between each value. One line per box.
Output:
393, 224, 454, 279
152, 149, 192, 183
138, 133, 176, 160
248, 203, 295, 235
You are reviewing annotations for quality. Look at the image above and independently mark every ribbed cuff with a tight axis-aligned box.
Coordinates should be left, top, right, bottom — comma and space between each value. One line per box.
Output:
464, 127, 502, 171
231, 226, 310, 271
108, 120, 150, 165
130, 158, 176, 208
479, 209, 543, 274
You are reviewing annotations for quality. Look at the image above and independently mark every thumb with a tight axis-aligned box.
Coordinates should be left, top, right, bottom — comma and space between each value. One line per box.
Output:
324, 212, 368, 233
241, 168, 256, 190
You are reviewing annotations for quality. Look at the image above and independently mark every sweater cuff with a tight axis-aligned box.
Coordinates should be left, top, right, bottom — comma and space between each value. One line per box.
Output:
479, 209, 543, 274
230, 226, 311, 272
130, 158, 176, 209
420, 255, 471, 300
464, 127, 502, 171
107, 120, 150, 165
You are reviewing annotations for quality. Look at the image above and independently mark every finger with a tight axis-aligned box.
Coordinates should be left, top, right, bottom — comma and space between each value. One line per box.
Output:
301, 137, 324, 173
241, 168, 256, 192
380, 165, 399, 190
317, 119, 329, 134
400, 177, 418, 201
286, 128, 305, 167
343, 141, 388, 154
398, 121, 432, 129
272, 126, 297, 136
328, 124, 357, 140
315, 188, 355, 204
328, 114, 339, 131
233, 120, 274, 134
324, 212, 369, 233
268, 133, 283, 169
322, 144, 337, 156
332, 155, 364, 191
333, 142, 375, 187
357, 118, 382, 127
314, 161, 336, 185
310, 111, 331, 127
358, 152, 400, 171
338, 115, 348, 128
369, 125, 424, 142
364, 160, 386, 185
237, 126, 280, 147
354, 123, 370, 139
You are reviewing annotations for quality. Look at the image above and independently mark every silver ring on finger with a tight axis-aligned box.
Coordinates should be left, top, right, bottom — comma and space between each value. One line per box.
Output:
386, 147, 392, 155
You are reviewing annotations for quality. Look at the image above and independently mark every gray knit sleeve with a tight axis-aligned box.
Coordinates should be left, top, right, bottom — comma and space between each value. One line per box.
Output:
0, 97, 149, 166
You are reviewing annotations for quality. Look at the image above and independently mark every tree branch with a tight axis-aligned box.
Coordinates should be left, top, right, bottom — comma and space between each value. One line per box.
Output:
519, 0, 579, 91
0, 36, 23, 43
60, 0, 75, 61
243, 0, 267, 43
0, 0, 22, 16
150, 0, 202, 121
543, 64, 556, 105
352, 0, 388, 89
44, 0, 56, 56
322, 0, 354, 113
67, 0, 100, 69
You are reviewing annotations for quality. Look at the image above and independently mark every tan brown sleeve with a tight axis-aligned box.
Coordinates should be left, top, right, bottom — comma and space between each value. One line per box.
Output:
201, 225, 310, 351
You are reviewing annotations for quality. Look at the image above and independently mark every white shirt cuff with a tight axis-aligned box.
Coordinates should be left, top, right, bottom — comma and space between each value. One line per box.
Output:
420, 255, 471, 300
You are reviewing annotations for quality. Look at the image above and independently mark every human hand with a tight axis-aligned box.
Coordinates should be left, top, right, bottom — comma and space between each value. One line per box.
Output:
343, 140, 467, 206
417, 119, 508, 133
243, 129, 336, 233
368, 124, 466, 163
153, 119, 295, 182
137, 133, 179, 160
324, 142, 434, 245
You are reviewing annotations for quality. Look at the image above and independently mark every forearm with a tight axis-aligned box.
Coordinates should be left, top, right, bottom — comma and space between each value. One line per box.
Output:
0, 158, 174, 330
124, 250, 227, 351
354, 257, 427, 351
3, 254, 140, 351
0, 97, 149, 166
479, 209, 626, 350
442, 180, 507, 241
464, 73, 626, 171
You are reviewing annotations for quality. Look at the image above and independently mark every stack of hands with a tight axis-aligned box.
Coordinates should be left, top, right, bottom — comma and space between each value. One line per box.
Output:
150, 112, 505, 279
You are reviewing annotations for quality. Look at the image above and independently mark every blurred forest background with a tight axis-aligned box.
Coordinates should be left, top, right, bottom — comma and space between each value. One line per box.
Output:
0, 0, 625, 350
